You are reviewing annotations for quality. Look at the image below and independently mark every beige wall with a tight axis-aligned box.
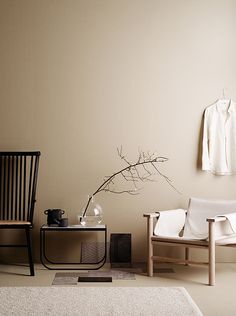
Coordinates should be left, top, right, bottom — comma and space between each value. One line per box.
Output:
0, 0, 236, 263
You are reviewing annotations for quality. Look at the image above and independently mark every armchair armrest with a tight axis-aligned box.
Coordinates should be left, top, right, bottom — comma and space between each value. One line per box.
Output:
206, 216, 227, 223
143, 212, 160, 218
143, 209, 187, 218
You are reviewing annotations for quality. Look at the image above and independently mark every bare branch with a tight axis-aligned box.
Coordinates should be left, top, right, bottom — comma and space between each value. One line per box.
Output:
117, 145, 131, 165
103, 188, 140, 195
81, 147, 179, 218
142, 163, 152, 176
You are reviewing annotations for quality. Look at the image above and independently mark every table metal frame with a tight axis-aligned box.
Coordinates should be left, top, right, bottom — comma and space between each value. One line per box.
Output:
40, 224, 107, 270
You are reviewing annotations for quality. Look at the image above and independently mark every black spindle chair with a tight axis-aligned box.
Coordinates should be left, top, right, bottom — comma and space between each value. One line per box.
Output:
0, 151, 40, 276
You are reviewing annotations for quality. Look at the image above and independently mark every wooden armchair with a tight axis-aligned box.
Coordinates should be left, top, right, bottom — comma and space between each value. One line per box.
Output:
144, 197, 236, 286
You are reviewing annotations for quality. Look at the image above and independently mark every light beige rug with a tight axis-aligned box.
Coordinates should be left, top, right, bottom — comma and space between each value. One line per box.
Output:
0, 286, 202, 316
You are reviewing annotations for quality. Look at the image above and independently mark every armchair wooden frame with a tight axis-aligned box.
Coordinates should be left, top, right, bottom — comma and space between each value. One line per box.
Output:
144, 212, 233, 286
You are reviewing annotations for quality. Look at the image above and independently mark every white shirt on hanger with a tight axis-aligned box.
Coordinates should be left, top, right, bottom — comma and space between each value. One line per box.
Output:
202, 99, 236, 175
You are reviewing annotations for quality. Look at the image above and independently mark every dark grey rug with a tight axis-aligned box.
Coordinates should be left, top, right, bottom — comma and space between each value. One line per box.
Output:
52, 270, 136, 285
52, 273, 80, 285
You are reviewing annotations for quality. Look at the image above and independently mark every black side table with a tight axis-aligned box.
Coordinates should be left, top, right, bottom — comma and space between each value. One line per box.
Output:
40, 224, 107, 270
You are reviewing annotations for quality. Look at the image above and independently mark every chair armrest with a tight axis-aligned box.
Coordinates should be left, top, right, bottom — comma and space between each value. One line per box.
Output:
143, 212, 160, 219
206, 216, 227, 223
143, 209, 187, 218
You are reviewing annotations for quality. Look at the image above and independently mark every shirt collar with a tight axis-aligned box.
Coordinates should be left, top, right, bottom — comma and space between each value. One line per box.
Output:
216, 99, 235, 114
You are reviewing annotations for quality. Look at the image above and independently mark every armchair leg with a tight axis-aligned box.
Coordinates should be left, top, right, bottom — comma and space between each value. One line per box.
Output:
25, 227, 35, 276
147, 217, 154, 276
185, 247, 190, 266
148, 250, 153, 276
209, 221, 215, 286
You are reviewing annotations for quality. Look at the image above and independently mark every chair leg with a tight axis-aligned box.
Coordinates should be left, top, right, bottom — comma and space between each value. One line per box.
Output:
148, 246, 153, 276
209, 221, 215, 286
185, 247, 190, 266
25, 227, 35, 276
147, 217, 154, 276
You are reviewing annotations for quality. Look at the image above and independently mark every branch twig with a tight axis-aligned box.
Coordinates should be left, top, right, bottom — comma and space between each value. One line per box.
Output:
82, 147, 178, 217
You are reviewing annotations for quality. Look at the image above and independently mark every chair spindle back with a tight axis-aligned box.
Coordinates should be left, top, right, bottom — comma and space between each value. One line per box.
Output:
0, 152, 40, 223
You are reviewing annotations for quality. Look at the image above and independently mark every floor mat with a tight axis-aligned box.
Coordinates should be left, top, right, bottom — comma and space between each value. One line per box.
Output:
52, 270, 136, 285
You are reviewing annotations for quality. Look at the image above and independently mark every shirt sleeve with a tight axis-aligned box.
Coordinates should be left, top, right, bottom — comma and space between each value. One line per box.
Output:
202, 108, 211, 171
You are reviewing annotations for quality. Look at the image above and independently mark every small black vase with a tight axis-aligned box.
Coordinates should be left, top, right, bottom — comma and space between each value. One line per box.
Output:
44, 209, 65, 226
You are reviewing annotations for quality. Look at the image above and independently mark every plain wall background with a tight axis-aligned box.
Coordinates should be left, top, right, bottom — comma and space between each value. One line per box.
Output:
0, 0, 236, 263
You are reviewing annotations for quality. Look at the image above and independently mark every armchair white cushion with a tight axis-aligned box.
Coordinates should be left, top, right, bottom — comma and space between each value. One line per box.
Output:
154, 209, 186, 237
154, 198, 236, 241
183, 197, 236, 240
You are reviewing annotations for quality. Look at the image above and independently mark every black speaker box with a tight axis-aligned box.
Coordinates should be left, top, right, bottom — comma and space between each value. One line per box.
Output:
110, 233, 131, 268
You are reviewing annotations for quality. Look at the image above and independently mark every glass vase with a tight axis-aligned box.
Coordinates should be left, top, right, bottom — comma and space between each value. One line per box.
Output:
79, 196, 102, 226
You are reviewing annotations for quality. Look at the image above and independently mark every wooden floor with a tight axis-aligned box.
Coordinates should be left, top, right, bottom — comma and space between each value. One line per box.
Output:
0, 262, 236, 316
